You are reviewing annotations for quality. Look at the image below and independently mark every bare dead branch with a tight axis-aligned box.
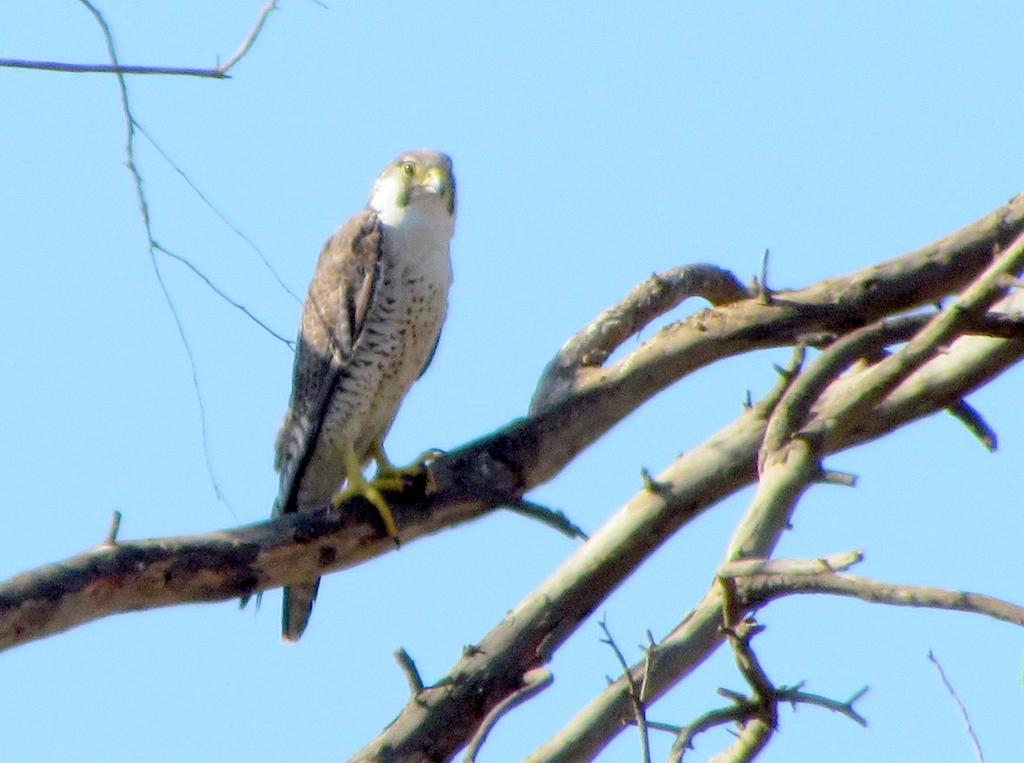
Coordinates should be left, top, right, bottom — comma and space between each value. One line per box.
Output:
528, 194, 1024, 447
533, 292, 1024, 761
671, 617, 776, 763
2, 196, 1023, 759
1, 1, 277, 79
753, 247, 773, 304
76, 0, 294, 504
775, 684, 868, 727
759, 316, 924, 465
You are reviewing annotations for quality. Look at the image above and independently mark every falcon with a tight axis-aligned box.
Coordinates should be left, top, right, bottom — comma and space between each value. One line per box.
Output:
273, 150, 456, 642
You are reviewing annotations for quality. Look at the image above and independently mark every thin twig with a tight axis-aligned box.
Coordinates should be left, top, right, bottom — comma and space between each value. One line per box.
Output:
775, 685, 869, 727
599, 618, 651, 763
928, 651, 985, 763
668, 615, 866, 762
156, 243, 295, 348
134, 121, 301, 303
463, 668, 552, 762
78, 0, 230, 505
0, 59, 231, 77
218, 1, 278, 74
732, 570, 1024, 627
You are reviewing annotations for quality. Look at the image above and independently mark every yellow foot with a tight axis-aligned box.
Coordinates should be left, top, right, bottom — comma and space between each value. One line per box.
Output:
331, 445, 401, 541
370, 444, 444, 493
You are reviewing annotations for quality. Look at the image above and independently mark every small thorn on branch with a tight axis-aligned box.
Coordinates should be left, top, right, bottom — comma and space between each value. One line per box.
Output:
104, 510, 122, 545
816, 467, 858, 487
504, 498, 588, 540
755, 248, 774, 304
394, 646, 424, 696
640, 467, 674, 499
945, 399, 998, 452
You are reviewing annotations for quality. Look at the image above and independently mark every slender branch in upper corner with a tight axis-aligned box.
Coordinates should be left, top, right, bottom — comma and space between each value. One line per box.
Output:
0, 59, 231, 78
1, 2, 278, 79
217, 1, 279, 74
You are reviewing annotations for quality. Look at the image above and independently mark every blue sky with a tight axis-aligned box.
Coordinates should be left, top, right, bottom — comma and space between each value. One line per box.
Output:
1, 2, 1022, 761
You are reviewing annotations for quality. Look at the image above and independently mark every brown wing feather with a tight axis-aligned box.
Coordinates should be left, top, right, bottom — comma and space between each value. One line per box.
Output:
273, 209, 383, 516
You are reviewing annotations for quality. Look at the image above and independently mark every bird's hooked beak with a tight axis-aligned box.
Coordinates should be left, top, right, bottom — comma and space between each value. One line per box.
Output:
425, 165, 451, 197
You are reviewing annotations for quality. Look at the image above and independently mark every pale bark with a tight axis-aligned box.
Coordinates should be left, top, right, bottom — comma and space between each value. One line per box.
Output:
1, 194, 1023, 763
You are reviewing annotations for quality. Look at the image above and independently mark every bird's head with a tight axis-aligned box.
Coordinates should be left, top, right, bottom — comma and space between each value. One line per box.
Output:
368, 150, 456, 236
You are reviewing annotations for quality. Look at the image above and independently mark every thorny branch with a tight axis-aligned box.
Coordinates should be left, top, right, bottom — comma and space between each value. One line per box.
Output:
530, 219, 1024, 760
659, 590, 868, 763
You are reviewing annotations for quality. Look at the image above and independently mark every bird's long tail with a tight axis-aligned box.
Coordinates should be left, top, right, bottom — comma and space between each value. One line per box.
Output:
282, 579, 320, 642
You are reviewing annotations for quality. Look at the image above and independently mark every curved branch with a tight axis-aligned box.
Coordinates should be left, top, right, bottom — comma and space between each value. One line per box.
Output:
528, 193, 1024, 429
530, 264, 749, 413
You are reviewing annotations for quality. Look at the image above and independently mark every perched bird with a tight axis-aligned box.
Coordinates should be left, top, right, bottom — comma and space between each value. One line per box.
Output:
273, 150, 456, 642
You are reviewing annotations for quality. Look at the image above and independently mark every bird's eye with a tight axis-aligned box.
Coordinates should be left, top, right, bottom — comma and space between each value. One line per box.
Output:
402, 161, 416, 177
